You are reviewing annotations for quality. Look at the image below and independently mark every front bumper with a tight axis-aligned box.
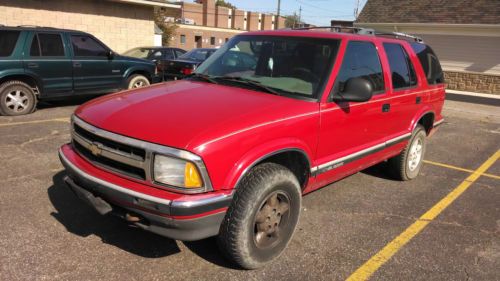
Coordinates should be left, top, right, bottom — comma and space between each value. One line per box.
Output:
59, 144, 232, 241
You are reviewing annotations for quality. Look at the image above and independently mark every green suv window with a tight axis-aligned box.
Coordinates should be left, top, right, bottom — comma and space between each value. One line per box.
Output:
30, 33, 65, 57
0, 30, 20, 57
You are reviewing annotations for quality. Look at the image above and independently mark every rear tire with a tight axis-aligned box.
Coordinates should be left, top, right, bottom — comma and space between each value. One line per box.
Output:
0, 80, 37, 116
217, 163, 302, 269
388, 125, 427, 181
127, 74, 150, 89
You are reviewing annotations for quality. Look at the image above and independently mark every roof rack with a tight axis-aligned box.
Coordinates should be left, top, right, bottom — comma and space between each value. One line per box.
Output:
291, 25, 423, 43
375, 31, 424, 43
16, 25, 56, 29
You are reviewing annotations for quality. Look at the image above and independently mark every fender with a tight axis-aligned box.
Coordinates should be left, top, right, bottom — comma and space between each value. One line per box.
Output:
224, 137, 314, 190
0, 69, 42, 93
408, 106, 434, 133
122, 65, 154, 80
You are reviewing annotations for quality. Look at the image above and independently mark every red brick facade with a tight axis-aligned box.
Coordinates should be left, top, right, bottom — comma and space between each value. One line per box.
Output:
168, 1, 285, 49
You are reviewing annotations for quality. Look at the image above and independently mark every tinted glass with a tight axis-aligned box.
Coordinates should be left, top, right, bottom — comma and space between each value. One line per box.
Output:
71, 35, 107, 56
197, 35, 340, 99
335, 41, 384, 93
174, 49, 185, 57
0, 30, 20, 57
383, 43, 417, 89
38, 33, 65, 56
179, 49, 214, 61
411, 43, 444, 85
30, 35, 40, 56
163, 49, 174, 59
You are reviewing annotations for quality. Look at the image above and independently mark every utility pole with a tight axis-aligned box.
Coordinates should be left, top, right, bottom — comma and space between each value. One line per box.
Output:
298, 6, 302, 28
354, 0, 361, 19
276, 0, 281, 29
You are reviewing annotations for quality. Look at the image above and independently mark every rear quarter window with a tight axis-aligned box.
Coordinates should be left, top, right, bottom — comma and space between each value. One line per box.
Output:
0, 30, 21, 57
410, 43, 444, 85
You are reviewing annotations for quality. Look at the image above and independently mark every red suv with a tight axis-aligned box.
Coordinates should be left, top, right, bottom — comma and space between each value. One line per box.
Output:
59, 28, 445, 269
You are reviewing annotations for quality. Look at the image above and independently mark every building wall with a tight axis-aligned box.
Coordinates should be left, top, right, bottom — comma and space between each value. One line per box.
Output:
0, 0, 154, 53
233, 9, 245, 30
247, 12, 260, 31
170, 24, 243, 49
262, 14, 274, 30
182, 2, 204, 25
216, 6, 230, 29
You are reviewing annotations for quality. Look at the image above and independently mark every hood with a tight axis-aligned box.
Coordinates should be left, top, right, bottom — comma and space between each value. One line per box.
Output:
75, 80, 318, 153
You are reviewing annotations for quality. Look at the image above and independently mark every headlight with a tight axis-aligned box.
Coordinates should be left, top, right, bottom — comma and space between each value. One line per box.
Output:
153, 154, 203, 188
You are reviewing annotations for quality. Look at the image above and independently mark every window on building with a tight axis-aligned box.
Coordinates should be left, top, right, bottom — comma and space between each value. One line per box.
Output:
383, 43, 417, 89
30, 33, 65, 57
180, 35, 186, 44
0, 30, 20, 57
410, 43, 444, 85
335, 41, 385, 94
210, 36, 215, 45
71, 35, 108, 57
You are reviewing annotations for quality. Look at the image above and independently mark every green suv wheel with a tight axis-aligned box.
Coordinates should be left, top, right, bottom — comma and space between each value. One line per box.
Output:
0, 81, 37, 116
127, 75, 150, 89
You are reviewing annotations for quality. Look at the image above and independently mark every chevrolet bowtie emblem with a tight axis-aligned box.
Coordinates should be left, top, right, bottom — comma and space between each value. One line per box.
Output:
89, 143, 102, 156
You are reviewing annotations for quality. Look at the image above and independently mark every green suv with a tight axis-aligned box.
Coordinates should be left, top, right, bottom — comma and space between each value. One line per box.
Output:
0, 26, 160, 116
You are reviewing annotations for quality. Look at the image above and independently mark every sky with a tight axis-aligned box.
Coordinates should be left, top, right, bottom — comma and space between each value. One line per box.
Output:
222, 0, 368, 26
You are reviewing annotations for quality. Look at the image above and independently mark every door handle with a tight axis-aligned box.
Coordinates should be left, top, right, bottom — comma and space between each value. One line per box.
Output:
416, 96, 422, 104
382, 103, 391, 112
73, 62, 82, 68
27, 63, 38, 68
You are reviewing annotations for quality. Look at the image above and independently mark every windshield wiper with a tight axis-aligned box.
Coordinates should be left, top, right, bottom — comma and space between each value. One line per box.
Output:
186, 73, 218, 84
214, 76, 281, 96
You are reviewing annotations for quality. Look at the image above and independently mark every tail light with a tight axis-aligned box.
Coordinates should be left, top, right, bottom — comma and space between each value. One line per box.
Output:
181, 67, 194, 75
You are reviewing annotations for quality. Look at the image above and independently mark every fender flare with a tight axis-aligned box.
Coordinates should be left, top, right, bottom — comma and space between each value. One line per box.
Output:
123, 66, 153, 80
0, 70, 43, 95
409, 106, 435, 133
223, 138, 314, 190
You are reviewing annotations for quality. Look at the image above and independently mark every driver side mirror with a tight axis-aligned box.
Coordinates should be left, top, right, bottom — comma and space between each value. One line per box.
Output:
330, 77, 373, 102
107, 50, 114, 59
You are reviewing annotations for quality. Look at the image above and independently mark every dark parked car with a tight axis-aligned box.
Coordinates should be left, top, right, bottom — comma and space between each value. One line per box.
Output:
161, 48, 217, 80
123, 46, 186, 64
0, 26, 160, 116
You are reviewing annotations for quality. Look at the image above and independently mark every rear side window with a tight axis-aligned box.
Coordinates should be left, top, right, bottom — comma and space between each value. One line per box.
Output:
335, 41, 385, 93
411, 43, 444, 85
71, 35, 107, 57
383, 43, 417, 89
0, 30, 21, 57
30, 33, 65, 57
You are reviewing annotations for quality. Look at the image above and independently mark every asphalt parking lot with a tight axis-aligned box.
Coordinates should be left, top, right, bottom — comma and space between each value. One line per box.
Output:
0, 97, 499, 281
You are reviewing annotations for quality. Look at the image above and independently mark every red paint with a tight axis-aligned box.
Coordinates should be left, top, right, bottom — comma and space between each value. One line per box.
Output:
65, 30, 445, 215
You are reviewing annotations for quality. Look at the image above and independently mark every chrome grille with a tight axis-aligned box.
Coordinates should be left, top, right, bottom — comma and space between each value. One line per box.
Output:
70, 115, 214, 194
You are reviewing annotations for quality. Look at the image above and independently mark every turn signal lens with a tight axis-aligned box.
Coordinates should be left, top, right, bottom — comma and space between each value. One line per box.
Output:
184, 162, 202, 188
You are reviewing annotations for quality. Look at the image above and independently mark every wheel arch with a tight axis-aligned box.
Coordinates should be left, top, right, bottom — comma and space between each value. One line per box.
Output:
410, 108, 435, 135
0, 73, 41, 96
226, 139, 314, 191
124, 67, 153, 82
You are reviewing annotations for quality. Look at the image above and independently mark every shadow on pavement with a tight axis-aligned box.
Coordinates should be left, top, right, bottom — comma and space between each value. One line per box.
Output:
360, 161, 397, 181
38, 96, 99, 110
47, 171, 180, 259
47, 171, 238, 268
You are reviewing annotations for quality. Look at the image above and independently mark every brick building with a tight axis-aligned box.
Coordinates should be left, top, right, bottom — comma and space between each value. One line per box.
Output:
168, 0, 286, 49
356, 0, 500, 94
0, 0, 178, 53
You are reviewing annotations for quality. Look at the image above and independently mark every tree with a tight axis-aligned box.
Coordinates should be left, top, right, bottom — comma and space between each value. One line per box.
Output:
284, 14, 302, 28
216, 0, 236, 9
154, 7, 179, 46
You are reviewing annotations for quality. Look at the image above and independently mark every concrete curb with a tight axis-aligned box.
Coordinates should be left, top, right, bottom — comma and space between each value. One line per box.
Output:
446, 90, 500, 107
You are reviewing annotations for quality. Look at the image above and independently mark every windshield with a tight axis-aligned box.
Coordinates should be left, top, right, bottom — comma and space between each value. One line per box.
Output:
179, 49, 215, 61
195, 35, 340, 99
123, 48, 154, 59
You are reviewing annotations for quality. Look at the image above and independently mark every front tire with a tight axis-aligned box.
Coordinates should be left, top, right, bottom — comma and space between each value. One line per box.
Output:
388, 125, 427, 180
0, 80, 37, 116
217, 163, 302, 269
127, 74, 150, 89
